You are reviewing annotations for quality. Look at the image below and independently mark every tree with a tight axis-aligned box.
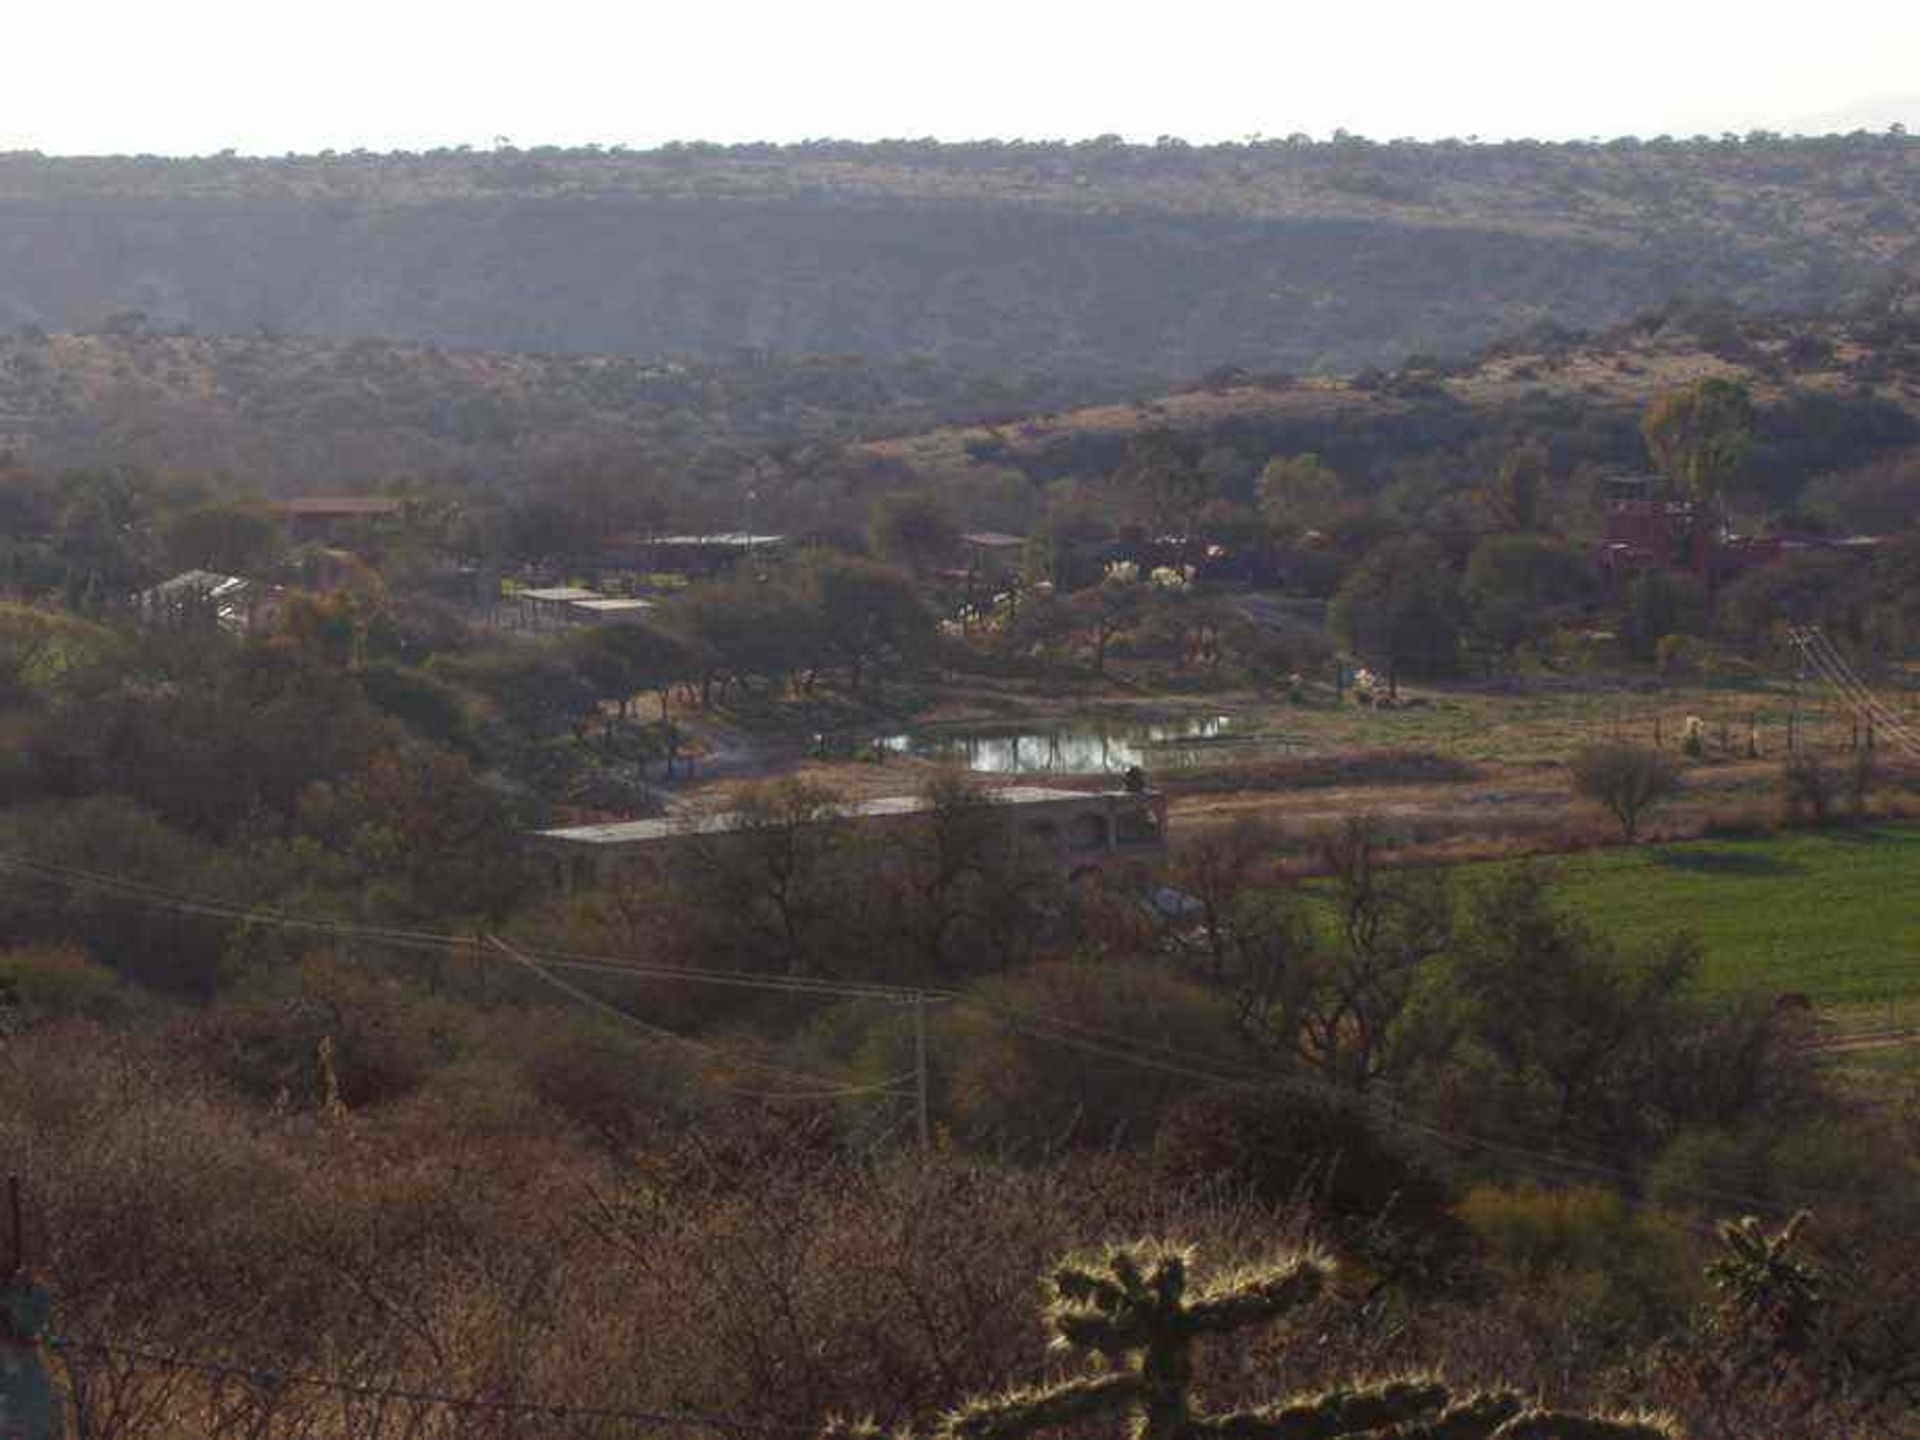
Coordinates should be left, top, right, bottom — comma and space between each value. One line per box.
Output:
1462, 534, 1597, 658
1257, 452, 1346, 539
674, 777, 852, 978
1487, 442, 1548, 532
868, 490, 960, 573
1116, 428, 1210, 541
1233, 818, 1452, 1092
877, 773, 1055, 983
1448, 867, 1698, 1140
803, 553, 934, 695
569, 622, 694, 719
1642, 379, 1755, 506
1329, 537, 1463, 683
1622, 568, 1709, 661
1063, 571, 1147, 677
1571, 743, 1683, 842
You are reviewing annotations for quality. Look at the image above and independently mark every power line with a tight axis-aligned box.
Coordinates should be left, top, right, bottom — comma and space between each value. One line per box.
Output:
50, 1337, 811, 1433
0, 844, 1824, 1214
483, 934, 918, 1101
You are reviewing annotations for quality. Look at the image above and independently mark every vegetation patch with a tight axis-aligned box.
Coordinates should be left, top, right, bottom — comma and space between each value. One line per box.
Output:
1456, 824, 1920, 1021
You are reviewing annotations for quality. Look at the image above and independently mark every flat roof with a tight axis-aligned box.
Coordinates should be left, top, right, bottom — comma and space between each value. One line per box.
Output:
961, 531, 1027, 548
275, 496, 404, 515
642, 533, 785, 548
532, 785, 1130, 847
571, 597, 656, 612
520, 586, 603, 603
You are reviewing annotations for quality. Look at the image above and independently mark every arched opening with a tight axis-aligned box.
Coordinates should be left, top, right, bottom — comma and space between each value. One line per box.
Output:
1067, 811, 1110, 853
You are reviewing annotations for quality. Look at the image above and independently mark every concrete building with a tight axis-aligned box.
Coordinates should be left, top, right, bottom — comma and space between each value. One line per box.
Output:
136, 569, 278, 636
526, 784, 1168, 894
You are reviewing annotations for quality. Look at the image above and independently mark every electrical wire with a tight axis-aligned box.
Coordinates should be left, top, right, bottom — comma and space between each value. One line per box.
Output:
49, 1337, 811, 1433
0, 842, 1835, 1215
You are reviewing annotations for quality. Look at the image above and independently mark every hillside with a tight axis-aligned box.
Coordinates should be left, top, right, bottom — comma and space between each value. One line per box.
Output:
2, 308, 1914, 531
0, 134, 1915, 378
860, 309, 1920, 478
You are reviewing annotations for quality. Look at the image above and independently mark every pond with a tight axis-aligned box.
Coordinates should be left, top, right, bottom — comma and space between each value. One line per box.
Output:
877, 716, 1253, 775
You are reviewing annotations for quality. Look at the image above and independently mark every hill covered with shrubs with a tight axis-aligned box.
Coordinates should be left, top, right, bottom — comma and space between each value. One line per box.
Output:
0, 132, 1915, 377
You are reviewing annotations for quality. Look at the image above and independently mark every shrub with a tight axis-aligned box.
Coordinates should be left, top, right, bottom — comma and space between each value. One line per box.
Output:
194, 954, 470, 1109
0, 945, 125, 1023
1779, 751, 1839, 827
516, 1017, 704, 1152
1459, 1183, 1698, 1340
930, 961, 1244, 1154
1151, 1088, 1461, 1278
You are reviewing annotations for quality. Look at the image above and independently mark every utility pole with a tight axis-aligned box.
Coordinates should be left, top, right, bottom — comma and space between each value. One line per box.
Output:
1789, 629, 1806, 756
913, 993, 931, 1155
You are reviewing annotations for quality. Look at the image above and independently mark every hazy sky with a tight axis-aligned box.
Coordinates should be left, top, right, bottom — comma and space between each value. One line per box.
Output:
7, 0, 1916, 156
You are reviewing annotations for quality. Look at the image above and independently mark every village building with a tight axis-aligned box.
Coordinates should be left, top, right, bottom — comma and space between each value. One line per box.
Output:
505, 586, 656, 630
135, 569, 278, 635
525, 784, 1169, 894
618, 533, 786, 579
273, 495, 405, 544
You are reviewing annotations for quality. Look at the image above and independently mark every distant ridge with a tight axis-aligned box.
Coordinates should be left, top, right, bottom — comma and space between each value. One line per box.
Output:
0, 135, 1913, 379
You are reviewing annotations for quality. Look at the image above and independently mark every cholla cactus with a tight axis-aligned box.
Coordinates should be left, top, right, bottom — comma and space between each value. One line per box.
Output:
1705, 1213, 1821, 1355
1105, 561, 1141, 586
828, 1244, 1679, 1440
1149, 565, 1194, 592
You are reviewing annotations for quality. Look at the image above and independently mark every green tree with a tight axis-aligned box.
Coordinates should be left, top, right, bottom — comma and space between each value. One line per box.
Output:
1487, 442, 1548, 532
1257, 452, 1346, 539
1448, 867, 1699, 1140
803, 553, 934, 695
1642, 379, 1755, 506
1329, 537, 1463, 682
1463, 534, 1597, 657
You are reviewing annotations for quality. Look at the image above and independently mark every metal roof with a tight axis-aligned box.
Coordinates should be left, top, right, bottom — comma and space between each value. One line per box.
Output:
571, 597, 656, 613
533, 786, 1126, 847
276, 496, 404, 516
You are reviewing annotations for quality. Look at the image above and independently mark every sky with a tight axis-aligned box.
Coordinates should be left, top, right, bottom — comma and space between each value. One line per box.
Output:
5, 0, 1917, 156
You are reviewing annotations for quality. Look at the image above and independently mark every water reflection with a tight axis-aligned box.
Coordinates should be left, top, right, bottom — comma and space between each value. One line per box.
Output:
879, 717, 1239, 775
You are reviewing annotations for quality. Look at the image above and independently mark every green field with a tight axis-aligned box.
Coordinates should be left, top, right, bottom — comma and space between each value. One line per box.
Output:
1461, 824, 1920, 1026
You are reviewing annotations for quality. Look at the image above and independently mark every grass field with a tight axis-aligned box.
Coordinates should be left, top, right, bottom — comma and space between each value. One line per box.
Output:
1462, 824, 1920, 1027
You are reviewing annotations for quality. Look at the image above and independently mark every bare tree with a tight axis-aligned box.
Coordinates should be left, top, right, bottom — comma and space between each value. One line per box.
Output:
1571, 743, 1683, 842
